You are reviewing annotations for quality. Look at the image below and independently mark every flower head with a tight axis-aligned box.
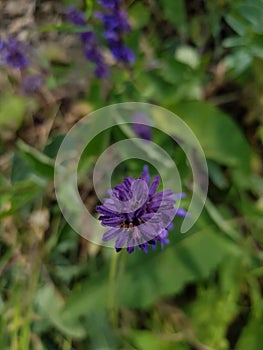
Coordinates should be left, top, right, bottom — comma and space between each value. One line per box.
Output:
96, 166, 189, 253
97, 1, 135, 64
1, 38, 29, 69
65, 7, 108, 78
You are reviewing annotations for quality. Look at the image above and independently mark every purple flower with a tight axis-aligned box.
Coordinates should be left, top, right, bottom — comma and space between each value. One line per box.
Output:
98, 0, 121, 10
22, 74, 43, 94
1, 38, 29, 69
65, 6, 86, 26
108, 41, 135, 63
97, 2, 135, 64
132, 114, 152, 141
81, 32, 109, 77
0, 39, 4, 51
99, 11, 131, 33
65, 7, 109, 78
96, 166, 189, 254
94, 62, 109, 78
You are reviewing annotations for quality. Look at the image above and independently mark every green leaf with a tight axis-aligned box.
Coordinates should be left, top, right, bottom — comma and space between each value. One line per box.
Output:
236, 318, 263, 350
168, 101, 252, 172
130, 331, 176, 350
225, 14, 249, 36
44, 135, 65, 159
36, 284, 86, 339
223, 36, 247, 48
17, 139, 55, 179
159, 0, 187, 37
239, 4, 263, 30
39, 23, 91, 33
0, 180, 43, 219
224, 50, 252, 76
205, 198, 240, 241
207, 160, 229, 189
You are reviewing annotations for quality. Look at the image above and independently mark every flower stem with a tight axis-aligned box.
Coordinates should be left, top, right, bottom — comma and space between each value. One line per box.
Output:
108, 250, 119, 326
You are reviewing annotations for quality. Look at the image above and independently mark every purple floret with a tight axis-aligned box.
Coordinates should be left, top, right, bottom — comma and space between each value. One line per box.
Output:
97, 1, 135, 64
96, 166, 189, 254
108, 41, 135, 63
1, 38, 29, 69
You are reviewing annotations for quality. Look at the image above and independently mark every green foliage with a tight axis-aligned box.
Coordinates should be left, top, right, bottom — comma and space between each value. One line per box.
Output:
0, 0, 263, 349
224, 0, 263, 76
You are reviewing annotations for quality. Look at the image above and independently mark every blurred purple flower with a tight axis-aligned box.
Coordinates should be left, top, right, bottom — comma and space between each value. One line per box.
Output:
97, 1, 135, 64
96, 165, 189, 254
65, 6, 86, 26
132, 114, 152, 141
108, 40, 135, 63
65, 6, 108, 78
0, 38, 29, 69
94, 62, 109, 78
81, 31, 109, 78
98, 0, 121, 10
22, 74, 43, 94
0, 39, 4, 51
99, 11, 131, 33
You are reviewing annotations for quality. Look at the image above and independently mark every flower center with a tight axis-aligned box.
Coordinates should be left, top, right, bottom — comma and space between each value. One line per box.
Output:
120, 217, 142, 229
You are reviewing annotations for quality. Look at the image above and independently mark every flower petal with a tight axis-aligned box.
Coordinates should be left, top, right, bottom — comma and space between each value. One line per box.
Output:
149, 176, 160, 196
102, 227, 121, 242
115, 232, 127, 249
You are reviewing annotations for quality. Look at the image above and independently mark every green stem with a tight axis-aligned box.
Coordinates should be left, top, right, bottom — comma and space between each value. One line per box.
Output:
108, 251, 119, 326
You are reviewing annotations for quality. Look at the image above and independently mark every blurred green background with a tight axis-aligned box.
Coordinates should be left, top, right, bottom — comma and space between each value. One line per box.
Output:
0, 0, 263, 349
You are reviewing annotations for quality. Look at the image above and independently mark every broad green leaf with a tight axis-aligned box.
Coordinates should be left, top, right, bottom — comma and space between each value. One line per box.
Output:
36, 284, 86, 339
168, 101, 252, 172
